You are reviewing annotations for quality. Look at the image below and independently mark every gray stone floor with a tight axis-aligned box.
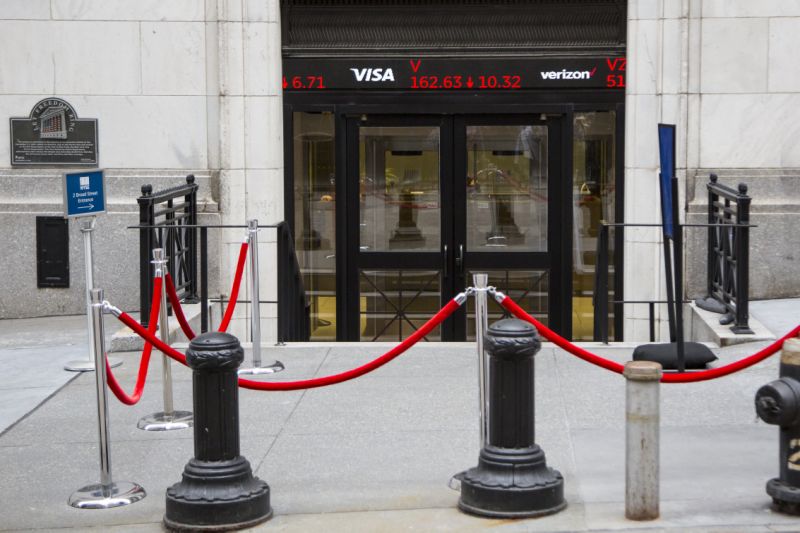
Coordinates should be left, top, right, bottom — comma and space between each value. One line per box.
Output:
0, 301, 799, 531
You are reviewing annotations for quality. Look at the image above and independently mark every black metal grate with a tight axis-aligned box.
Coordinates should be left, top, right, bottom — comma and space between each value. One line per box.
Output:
282, 0, 626, 55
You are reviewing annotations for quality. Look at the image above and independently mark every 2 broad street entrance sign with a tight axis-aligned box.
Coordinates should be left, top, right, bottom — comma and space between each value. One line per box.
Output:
64, 169, 106, 218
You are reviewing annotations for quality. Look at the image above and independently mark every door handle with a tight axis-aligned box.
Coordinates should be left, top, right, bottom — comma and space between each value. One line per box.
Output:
443, 244, 448, 278
456, 244, 464, 275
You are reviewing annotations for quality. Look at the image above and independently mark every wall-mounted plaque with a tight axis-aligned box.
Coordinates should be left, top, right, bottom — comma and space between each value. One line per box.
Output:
10, 98, 98, 166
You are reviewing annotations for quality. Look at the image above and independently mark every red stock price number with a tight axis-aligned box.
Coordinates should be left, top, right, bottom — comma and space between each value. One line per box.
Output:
282, 76, 326, 90
410, 75, 522, 90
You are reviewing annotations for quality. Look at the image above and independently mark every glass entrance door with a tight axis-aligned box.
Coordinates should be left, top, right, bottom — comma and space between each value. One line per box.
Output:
345, 115, 563, 341
453, 117, 562, 339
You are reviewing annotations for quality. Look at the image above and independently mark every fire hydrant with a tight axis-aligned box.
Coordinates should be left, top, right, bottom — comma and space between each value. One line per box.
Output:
755, 337, 800, 515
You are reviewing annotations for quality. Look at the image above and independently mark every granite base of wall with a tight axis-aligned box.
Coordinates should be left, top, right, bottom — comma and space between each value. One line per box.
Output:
0, 169, 221, 319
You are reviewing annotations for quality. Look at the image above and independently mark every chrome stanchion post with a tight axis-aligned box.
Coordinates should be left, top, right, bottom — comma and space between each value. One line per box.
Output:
474, 273, 489, 448
239, 220, 284, 376
65, 216, 122, 372
69, 289, 146, 509
137, 248, 193, 431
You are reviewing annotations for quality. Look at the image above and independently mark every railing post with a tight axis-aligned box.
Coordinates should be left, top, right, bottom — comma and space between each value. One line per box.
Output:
595, 222, 610, 344
706, 174, 717, 299
732, 183, 753, 334
185, 174, 199, 302
138, 184, 154, 328
276, 224, 286, 345
200, 226, 208, 333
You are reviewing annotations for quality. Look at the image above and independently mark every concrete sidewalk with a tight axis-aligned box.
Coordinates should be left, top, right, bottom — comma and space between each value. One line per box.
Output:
0, 301, 799, 531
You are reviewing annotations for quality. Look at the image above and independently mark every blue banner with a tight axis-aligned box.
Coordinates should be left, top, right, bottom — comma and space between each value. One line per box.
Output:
658, 124, 676, 239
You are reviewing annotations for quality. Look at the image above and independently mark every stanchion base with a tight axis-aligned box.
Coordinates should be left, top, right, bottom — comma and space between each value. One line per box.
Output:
65, 357, 123, 372
137, 411, 193, 431
455, 445, 566, 518
68, 481, 146, 509
164, 457, 271, 531
238, 360, 284, 376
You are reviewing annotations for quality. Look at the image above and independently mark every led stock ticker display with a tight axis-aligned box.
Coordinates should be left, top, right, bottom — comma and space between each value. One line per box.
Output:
283, 57, 626, 91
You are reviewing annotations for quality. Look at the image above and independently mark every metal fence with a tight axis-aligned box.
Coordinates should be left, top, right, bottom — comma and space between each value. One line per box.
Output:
695, 173, 752, 333
134, 178, 310, 341
137, 175, 198, 327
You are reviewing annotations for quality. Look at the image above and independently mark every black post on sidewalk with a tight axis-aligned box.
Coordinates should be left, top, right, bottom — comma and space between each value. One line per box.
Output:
164, 332, 271, 531
454, 318, 566, 518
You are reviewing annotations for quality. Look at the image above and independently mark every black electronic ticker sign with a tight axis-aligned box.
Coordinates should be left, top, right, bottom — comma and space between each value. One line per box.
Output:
283, 57, 626, 91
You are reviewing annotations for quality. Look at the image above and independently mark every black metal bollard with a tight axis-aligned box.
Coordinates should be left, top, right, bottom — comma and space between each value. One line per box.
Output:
164, 332, 272, 531
455, 318, 565, 518
755, 337, 800, 515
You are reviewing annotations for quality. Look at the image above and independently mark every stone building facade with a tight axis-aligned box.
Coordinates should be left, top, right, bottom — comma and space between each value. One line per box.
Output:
0, 0, 798, 343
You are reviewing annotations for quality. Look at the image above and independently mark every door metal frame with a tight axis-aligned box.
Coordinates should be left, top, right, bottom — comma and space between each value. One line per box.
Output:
451, 114, 566, 339
284, 92, 624, 341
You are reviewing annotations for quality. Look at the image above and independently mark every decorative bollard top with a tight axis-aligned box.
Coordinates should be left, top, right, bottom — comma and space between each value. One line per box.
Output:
485, 318, 541, 359
186, 332, 245, 371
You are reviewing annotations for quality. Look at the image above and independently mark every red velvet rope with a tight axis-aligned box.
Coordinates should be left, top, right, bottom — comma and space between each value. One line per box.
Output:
500, 294, 626, 375
238, 298, 462, 391
218, 242, 249, 333
164, 273, 196, 340
500, 293, 800, 383
113, 297, 462, 393
117, 311, 188, 365
106, 277, 163, 405
660, 324, 800, 383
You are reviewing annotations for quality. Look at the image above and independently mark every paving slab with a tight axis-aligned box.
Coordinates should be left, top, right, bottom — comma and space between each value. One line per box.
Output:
2, 300, 800, 531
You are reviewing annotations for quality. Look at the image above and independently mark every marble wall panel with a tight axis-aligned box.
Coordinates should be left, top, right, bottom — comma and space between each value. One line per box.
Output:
768, 18, 800, 93
243, 22, 281, 97
0, 21, 56, 94
51, 0, 205, 21
244, 0, 279, 22
702, 0, 800, 18
142, 22, 206, 95
1, 0, 50, 20
700, 18, 768, 94
626, 18, 659, 96
660, 19, 683, 95
245, 168, 283, 224
699, 94, 797, 168
218, 21, 244, 96
219, 96, 246, 169
54, 22, 141, 95
70, 96, 208, 169
244, 96, 282, 169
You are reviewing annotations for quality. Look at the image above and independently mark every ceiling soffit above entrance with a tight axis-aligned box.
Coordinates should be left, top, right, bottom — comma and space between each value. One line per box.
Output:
281, 0, 627, 57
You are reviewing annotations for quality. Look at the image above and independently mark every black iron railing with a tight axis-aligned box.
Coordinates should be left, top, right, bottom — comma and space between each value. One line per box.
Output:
133, 219, 310, 342
138, 175, 198, 327
695, 174, 753, 333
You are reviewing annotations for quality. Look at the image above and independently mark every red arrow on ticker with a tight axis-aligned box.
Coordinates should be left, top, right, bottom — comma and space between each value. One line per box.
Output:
466, 76, 474, 88
282, 77, 288, 89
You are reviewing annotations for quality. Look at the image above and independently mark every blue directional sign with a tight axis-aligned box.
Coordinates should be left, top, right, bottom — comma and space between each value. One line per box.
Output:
63, 169, 106, 218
